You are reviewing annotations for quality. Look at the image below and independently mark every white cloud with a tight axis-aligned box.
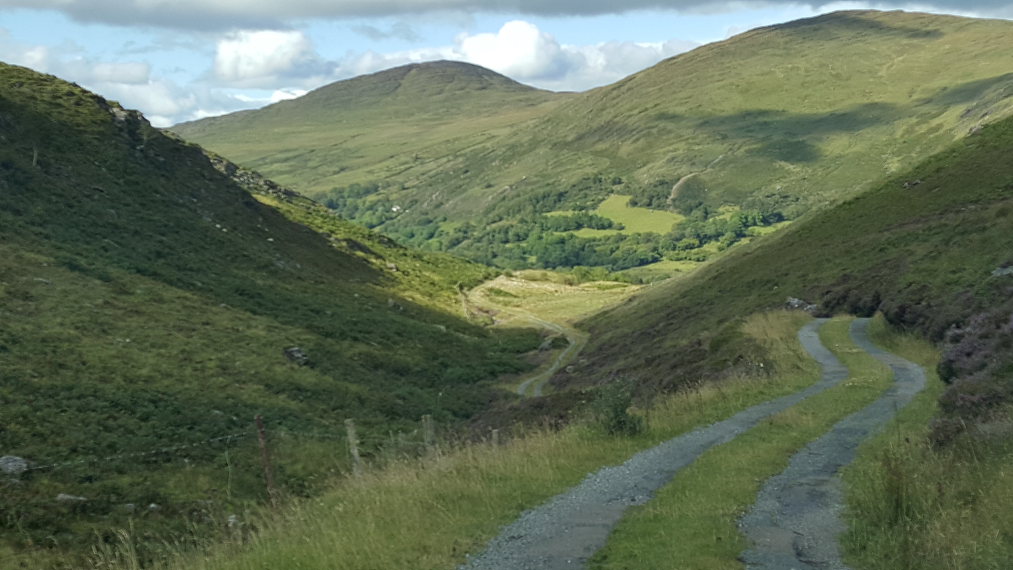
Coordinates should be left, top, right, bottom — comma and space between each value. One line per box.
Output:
270, 87, 309, 102
89, 61, 152, 84
214, 30, 322, 87
457, 20, 572, 80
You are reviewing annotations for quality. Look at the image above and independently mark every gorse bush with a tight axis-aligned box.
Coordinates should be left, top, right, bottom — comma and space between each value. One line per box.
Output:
591, 379, 645, 436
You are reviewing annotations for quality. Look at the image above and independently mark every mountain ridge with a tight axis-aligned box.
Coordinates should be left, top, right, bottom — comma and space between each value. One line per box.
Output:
172, 10, 1013, 274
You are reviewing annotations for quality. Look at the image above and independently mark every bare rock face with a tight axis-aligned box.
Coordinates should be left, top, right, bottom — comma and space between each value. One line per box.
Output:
0, 455, 28, 478
283, 346, 310, 366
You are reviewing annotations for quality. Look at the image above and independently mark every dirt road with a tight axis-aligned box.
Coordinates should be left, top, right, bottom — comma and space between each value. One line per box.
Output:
739, 318, 927, 569
460, 319, 850, 570
460, 318, 926, 570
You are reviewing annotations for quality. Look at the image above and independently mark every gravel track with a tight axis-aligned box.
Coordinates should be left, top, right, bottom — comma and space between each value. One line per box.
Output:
460, 318, 848, 570
739, 318, 927, 569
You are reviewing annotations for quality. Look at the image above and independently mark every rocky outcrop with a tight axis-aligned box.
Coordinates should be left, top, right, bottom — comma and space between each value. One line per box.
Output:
785, 297, 819, 314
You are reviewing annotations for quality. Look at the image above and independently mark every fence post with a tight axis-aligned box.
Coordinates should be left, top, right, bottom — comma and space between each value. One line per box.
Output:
254, 415, 278, 505
345, 419, 362, 476
490, 428, 500, 447
422, 414, 435, 452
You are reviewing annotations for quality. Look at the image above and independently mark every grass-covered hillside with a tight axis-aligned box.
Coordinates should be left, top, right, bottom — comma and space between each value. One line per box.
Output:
573, 108, 1013, 439
0, 62, 539, 564
171, 60, 568, 197
174, 11, 1013, 273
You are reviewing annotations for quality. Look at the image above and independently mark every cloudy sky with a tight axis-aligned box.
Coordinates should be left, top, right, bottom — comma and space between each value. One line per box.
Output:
1, 1, 1010, 126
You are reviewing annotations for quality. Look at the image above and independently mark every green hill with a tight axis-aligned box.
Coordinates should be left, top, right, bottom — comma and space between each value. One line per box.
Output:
173, 10, 1013, 273
171, 60, 569, 196
572, 109, 1013, 439
0, 62, 539, 563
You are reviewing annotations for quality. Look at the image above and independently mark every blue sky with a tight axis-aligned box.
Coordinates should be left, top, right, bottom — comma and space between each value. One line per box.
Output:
0, 1, 1008, 126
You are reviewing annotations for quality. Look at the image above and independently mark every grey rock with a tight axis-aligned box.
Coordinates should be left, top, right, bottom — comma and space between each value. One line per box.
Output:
785, 297, 819, 314
992, 266, 1013, 277
283, 346, 310, 366
0, 456, 28, 477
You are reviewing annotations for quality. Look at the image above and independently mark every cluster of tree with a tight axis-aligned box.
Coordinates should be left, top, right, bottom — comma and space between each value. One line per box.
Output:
318, 176, 785, 274
626, 178, 676, 210
665, 203, 784, 252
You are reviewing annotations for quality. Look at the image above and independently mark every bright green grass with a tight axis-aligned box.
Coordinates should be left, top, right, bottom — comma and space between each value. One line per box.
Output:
571, 195, 686, 237
842, 318, 1013, 570
590, 316, 892, 570
81, 311, 817, 570
469, 274, 640, 325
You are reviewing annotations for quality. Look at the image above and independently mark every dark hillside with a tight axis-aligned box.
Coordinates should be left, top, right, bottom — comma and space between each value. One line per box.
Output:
0, 62, 536, 562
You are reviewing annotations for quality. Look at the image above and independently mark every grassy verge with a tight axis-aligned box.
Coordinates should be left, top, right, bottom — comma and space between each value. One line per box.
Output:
76, 311, 816, 570
589, 317, 893, 569
842, 317, 1013, 570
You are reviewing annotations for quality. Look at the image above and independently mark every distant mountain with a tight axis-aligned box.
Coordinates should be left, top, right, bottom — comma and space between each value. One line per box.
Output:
0, 62, 536, 562
171, 60, 568, 195
174, 11, 1013, 273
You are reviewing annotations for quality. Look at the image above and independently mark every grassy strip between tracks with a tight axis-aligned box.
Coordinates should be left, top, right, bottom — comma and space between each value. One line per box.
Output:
74, 311, 817, 570
590, 316, 893, 570
841, 318, 1013, 570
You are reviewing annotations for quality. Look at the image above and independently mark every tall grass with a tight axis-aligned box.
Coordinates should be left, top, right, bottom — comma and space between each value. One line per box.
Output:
74, 311, 817, 570
842, 316, 1013, 570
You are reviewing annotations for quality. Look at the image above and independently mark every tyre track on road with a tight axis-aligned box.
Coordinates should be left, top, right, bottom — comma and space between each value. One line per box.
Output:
739, 318, 927, 570
460, 319, 849, 570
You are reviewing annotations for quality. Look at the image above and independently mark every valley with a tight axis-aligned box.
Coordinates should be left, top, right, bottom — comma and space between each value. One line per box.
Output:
2, 7, 1013, 570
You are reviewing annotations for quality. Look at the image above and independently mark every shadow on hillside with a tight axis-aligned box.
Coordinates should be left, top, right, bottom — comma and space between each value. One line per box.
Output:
687, 103, 903, 163
771, 12, 945, 41
920, 73, 1013, 107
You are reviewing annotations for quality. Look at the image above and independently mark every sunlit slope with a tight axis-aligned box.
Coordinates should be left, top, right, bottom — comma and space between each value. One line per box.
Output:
173, 11, 1013, 272
482, 10, 1013, 211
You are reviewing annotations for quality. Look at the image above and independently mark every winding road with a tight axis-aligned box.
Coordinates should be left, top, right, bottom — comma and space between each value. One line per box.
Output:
459, 318, 927, 570
464, 279, 590, 397
739, 318, 927, 570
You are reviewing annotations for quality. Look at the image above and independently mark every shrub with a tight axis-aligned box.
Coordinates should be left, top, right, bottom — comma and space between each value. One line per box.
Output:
590, 379, 645, 436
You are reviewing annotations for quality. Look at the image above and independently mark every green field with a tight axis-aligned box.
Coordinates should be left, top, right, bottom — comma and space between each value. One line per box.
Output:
570, 194, 686, 237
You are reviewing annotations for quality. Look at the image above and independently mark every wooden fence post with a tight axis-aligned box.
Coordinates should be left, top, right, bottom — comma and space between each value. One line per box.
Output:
254, 415, 278, 505
345, 419, 362, 476
422, 414, 435, 452
490, 428, 500, 447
